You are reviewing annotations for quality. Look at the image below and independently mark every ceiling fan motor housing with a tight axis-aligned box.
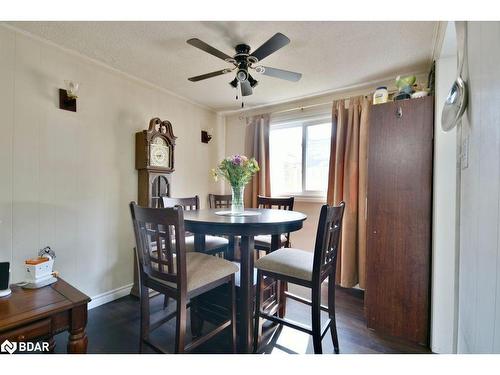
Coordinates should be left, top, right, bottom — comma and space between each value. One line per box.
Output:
235, 44, 251, 56
234, 44, 251, 82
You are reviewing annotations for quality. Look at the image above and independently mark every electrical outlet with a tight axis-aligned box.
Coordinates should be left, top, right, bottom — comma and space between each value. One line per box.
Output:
461, 134, 469, 169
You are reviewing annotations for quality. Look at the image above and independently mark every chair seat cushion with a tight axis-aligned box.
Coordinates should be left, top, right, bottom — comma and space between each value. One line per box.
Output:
180, 235, 229, 253
254, 234, 287, 247
254, 248, 313, 281
151, 252, 238, 293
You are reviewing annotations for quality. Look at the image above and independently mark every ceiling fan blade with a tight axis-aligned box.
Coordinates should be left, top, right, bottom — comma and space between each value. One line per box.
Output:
188, 69, 232, 82
240, 80, 253, 96
250, 33, 290, 62
260, 66, 302, 82
187, 38, 233, 61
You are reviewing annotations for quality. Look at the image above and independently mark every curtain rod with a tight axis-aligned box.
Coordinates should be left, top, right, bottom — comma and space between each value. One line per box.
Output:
242, 97, 366, 120
268, 92, 377, 116
271, 101, 334, 116
243, 90, 382, 120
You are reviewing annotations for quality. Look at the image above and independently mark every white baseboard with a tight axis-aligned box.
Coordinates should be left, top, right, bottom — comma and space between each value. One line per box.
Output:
88, 283, 134, 310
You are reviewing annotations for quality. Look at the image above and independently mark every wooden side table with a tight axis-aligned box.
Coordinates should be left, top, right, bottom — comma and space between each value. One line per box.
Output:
0, 278, 91, 353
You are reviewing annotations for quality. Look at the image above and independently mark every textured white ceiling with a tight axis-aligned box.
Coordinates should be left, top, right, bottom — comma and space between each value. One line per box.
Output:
8, 21, 438, 112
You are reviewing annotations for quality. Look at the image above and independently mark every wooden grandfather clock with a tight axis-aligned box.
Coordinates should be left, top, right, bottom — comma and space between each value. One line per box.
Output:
135, 117, 176, 208
132, 117, 176, 297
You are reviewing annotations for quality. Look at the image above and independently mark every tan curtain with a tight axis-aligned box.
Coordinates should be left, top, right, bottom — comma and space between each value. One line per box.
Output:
326, 96, 370, 288
244, 114, 271, 207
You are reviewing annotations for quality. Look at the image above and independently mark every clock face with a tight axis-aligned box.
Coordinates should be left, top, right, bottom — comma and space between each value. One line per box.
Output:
150, 137, 170, 168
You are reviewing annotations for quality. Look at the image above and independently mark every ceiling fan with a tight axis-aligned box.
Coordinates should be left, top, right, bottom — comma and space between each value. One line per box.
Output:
186, 33, 302, 98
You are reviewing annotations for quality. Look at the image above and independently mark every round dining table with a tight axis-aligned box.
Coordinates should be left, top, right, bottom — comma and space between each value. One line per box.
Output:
183, 208, 307, 353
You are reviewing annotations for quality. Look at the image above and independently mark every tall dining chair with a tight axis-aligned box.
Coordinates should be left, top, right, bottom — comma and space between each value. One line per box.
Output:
253, 202, 345, 354
161, 196, 230, 311
208, 193, 236, 260
161, 196, 229, 257
255, 195, 295, 255
254, 195, 295, 318
130, 202, 238, 353
208, 194, 232, 209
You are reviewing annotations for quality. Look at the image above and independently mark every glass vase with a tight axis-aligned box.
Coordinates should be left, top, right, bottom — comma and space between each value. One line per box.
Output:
231, 185, 245, 214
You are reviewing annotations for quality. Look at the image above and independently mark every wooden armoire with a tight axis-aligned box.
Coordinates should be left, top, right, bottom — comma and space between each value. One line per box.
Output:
365, 96, 434, 346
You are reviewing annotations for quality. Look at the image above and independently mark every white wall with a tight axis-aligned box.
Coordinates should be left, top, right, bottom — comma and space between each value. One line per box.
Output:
0, 25, 225, 302
431, 22, 460, 354
457, 21, 500, 353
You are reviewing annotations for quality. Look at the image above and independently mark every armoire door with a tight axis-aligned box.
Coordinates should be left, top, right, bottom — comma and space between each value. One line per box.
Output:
365, 96, 434, 346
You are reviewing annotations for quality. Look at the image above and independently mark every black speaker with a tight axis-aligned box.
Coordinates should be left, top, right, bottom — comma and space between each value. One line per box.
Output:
0, 262, 11, 297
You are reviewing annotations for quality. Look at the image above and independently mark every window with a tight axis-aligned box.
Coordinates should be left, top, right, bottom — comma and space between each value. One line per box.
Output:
270, 115, 331, 197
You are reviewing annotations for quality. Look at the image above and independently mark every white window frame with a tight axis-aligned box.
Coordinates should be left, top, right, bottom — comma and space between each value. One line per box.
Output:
270, 113, 331, 200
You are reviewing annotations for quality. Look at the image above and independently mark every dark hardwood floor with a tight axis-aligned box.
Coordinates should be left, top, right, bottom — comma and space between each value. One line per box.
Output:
54, 286, 431, 354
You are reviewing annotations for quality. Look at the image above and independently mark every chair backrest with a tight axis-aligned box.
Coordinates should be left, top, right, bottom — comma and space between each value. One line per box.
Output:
257, 196, 295, 247
257, 195, 294, 210
161, 195, 199, 210
208, 194, 232, 209
312, 202, 346, 283
129, 202, 187, 293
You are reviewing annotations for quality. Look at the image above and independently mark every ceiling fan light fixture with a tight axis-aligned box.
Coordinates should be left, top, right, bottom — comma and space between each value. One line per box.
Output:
236, 69, 248, 82
254, 66, 265, 74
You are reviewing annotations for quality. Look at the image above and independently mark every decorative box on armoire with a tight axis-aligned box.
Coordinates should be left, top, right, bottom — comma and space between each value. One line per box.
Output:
365, 96, 434, 347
